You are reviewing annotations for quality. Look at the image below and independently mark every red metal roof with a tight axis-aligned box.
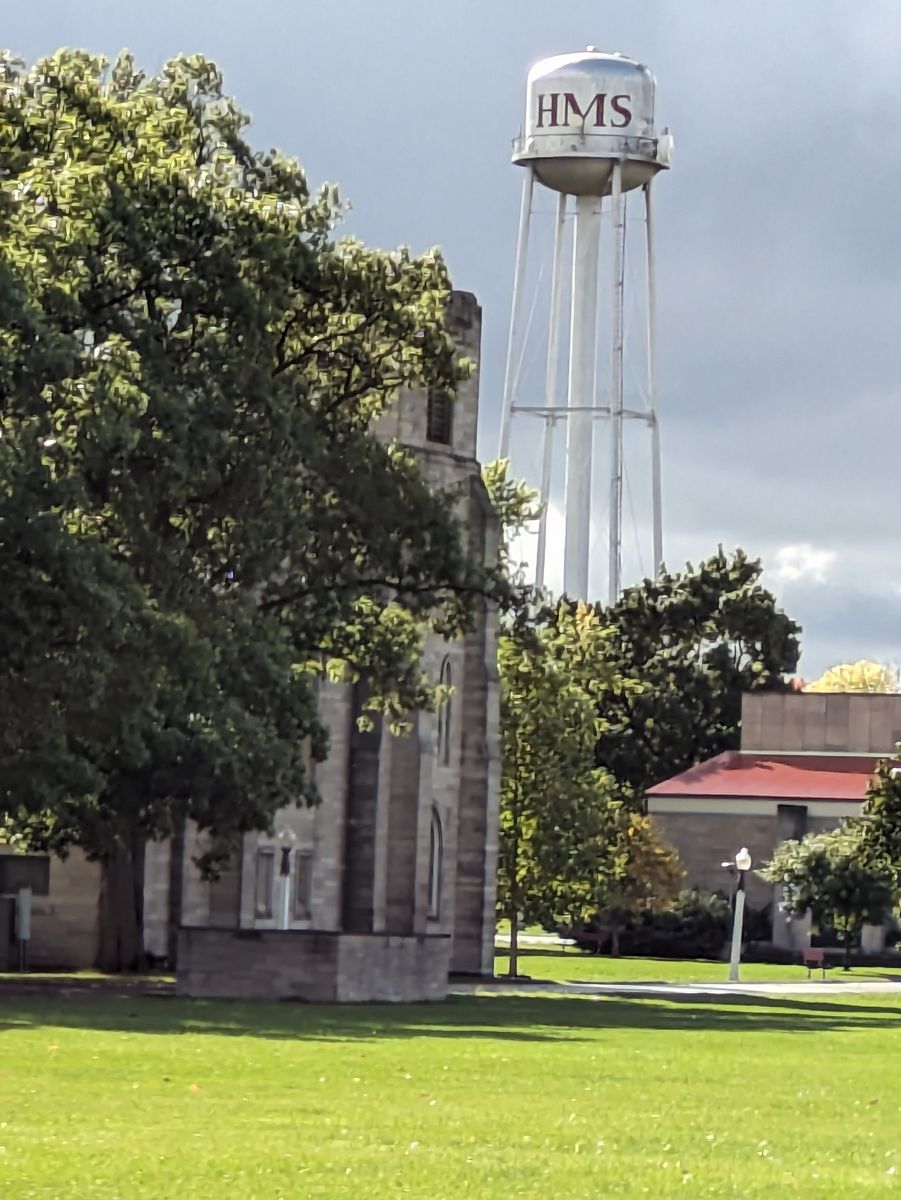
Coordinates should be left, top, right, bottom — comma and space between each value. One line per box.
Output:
646, 752, 880, 802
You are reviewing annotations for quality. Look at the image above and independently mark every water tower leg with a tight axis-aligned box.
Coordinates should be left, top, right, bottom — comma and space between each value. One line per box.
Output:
498, 166, 535, 459
535, 191, 568, 590
563, 193, 602, 599
608, 161, 625, 604
645, 180, 664, 576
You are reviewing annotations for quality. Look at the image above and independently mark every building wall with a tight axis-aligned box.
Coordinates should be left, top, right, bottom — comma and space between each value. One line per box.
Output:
650, 797, 860, 909
373, 291, 481, 461
143, 840, 171, 960
742, 692, 901, 754
653, 802, 848, 950
375, 292, 499, 974
25, 850, 100, 969
451, 540, 501, 973
651, 810, 783, 907
176, 927, 451, 1002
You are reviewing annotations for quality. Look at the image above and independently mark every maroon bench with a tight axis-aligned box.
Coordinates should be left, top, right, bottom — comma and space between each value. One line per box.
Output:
802, 947, 832, 979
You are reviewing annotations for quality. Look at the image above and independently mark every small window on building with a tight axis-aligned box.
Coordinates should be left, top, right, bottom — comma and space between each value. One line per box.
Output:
0, 854, 50, 896
427, 807, 443, 921
254, 848, 275, 919
436, 655, 452, 766
426, 389, 453, 446
294, 851, 314, 921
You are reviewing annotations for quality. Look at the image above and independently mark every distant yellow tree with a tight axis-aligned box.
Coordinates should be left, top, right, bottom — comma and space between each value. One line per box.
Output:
807, 660, 899, 694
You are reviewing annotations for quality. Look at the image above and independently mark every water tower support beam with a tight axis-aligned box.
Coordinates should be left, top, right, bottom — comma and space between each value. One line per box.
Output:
608, 161, 625, 604
535, 191, 568, 590
498, 166, 535, 459
563, 193, 602, 599
645, 180, 663, 576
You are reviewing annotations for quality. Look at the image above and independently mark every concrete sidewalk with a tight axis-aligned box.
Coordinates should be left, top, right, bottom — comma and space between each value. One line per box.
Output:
495, 934, 572, 948
453, 978, 901, 999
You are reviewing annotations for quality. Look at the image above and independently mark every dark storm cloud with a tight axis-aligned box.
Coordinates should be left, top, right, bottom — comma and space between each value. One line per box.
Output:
5, 0, 900, 674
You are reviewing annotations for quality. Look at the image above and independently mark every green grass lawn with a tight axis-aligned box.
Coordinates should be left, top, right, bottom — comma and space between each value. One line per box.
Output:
1, 990, 900, 1198
493, 947, 901, 985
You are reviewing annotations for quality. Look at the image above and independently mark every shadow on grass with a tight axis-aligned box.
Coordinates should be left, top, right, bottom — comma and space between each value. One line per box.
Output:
0, 990, 899, 1043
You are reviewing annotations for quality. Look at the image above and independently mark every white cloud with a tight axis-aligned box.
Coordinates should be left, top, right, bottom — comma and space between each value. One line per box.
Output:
769, 543, 836, 585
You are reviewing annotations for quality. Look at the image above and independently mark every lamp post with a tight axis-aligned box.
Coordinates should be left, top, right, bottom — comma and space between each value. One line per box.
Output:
726, 847, 752, 982
276, 827, 297, 931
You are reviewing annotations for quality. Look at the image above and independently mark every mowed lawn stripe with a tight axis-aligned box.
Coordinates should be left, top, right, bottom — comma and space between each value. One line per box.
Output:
1, 992, 899, 1198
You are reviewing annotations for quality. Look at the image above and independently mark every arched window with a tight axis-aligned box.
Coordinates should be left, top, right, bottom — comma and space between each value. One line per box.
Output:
436, 656, 452, 766
427, 807, 443, 921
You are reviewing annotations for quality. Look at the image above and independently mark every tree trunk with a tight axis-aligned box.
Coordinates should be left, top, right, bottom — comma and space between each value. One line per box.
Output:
843, 928, 853, 972
610, 926, 621, 958
508, 909, 519, 979
97, 837, 145, 973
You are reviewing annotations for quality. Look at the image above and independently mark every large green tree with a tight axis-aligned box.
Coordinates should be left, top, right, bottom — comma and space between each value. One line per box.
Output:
760, 829, 895, 968
0, 50, 498, 967
590, 548, 801, 795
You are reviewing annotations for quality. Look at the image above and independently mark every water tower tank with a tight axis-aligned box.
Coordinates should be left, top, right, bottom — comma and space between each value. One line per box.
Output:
512, 49, 671, 195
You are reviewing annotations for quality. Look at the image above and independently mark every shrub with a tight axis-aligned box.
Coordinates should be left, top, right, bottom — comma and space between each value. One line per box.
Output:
572, 888, 733, 959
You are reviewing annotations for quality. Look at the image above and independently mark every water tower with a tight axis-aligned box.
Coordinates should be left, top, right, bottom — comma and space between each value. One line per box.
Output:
498, 49, 673, 601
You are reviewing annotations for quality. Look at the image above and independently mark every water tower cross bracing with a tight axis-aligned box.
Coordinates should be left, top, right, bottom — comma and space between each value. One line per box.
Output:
498, 48, 673, 602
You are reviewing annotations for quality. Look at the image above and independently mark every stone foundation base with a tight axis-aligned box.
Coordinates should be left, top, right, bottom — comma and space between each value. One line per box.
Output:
176, 927, 452, 1002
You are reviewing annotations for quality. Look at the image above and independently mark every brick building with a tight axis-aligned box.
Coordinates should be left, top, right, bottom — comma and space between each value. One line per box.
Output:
646, 691, 901, 949
2, 292, 501, 1000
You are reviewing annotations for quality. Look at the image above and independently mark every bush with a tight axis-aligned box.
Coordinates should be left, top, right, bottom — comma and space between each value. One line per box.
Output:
572, 888, 733, 959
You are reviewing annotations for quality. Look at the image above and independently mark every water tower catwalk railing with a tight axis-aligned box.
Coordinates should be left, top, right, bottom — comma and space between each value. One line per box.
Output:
498, 49, 672, 603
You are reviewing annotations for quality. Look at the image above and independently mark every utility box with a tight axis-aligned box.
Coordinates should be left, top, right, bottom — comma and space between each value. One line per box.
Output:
14, 888, 31, 970
16, 887, 32, 942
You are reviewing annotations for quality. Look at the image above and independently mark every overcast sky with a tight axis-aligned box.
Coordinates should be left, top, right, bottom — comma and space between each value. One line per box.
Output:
7, 1, 901, 677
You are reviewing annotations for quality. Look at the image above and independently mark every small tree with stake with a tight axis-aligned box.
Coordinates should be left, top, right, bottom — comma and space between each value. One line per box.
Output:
760, 830, 895, 969
495, 601, 626, 978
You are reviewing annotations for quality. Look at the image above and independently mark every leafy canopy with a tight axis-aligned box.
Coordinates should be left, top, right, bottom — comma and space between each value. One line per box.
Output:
485, 464, 650, 967
807, 661, 900, 694
496, 598, 626, 932
580, 809, 683, 938
590, 547, 801, 794
0, 49, 496, 866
